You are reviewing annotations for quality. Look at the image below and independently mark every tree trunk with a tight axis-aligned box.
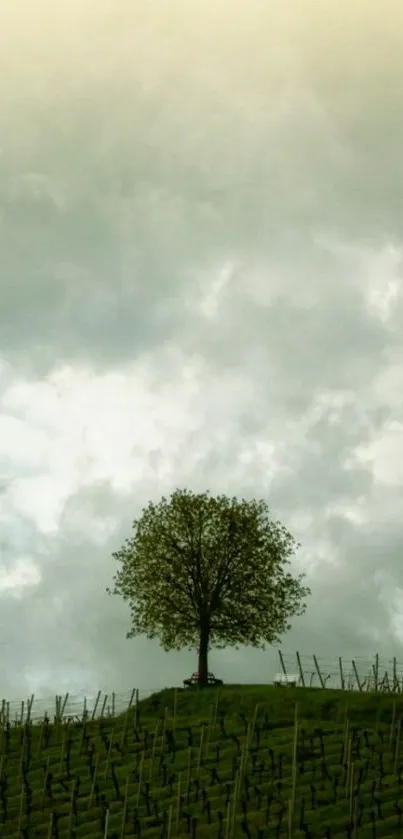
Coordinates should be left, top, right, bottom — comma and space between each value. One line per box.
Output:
198, 622, 209, 686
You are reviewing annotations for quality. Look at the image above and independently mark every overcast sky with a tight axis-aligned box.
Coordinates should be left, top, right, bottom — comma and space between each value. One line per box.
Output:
1, 0, 403, 710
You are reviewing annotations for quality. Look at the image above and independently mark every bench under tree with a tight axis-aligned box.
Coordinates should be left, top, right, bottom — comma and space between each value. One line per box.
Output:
183, 672, 223, 687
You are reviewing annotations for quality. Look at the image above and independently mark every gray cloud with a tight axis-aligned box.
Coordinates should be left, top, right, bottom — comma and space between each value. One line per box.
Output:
0, 0, 403, 706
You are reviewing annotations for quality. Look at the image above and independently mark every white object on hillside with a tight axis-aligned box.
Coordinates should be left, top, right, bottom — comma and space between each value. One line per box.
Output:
274, 672, 302, 687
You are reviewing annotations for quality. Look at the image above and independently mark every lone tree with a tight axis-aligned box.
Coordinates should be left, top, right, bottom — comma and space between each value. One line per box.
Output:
107, 488, 310, 685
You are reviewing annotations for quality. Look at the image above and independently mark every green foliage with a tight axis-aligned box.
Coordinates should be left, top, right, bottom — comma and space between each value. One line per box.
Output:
107, 488, 310, 658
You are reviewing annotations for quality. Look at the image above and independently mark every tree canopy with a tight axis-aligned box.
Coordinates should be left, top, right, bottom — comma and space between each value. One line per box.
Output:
107, 488, 310, 684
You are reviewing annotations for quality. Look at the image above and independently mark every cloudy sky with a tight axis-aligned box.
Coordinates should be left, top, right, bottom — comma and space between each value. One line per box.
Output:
1, 0, 403, 711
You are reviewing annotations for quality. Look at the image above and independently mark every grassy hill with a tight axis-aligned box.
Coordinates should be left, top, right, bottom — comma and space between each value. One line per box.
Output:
1, 682, 403, 837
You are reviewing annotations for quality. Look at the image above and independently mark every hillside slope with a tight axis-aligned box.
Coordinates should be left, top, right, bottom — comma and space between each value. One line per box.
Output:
1, 683, 402, 837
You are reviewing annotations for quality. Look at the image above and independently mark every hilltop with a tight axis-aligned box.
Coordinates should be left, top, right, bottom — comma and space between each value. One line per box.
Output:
1, 683, 403, 837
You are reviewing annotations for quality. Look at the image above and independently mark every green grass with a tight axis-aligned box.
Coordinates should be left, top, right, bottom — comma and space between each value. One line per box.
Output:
2, 682, 403, 837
